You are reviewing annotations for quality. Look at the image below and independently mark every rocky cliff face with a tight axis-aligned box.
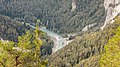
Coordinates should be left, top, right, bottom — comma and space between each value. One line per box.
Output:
71, 0, 77, 11
101, 0, 120, 30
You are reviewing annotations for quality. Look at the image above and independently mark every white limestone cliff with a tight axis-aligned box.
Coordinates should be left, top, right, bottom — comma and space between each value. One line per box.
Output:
101, 0, 120, 30
71, 0, 77, 11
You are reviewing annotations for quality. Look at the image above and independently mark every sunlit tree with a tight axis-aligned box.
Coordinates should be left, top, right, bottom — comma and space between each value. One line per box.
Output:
100, 27, 120, 67
0, 40, 15, 67
0, 20, 47, 67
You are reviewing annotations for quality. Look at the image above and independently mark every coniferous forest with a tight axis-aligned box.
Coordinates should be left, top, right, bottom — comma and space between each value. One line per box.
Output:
0, 0, 120, 67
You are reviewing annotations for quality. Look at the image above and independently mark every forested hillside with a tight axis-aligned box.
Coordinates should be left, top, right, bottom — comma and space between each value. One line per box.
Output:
0, 0, 106, 33
100, 22, 120, 67
0, 16, 55, 67
1, 0, 120, 67
0, 14, 30, 42
0, 29, 48, 67
0, 14, 54, 57
48, 16, 120, 67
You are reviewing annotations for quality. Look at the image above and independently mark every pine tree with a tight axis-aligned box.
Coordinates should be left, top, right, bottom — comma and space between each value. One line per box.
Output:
100, 26, 120, 67
0, 20, 47, 67
0, 40, 14, 67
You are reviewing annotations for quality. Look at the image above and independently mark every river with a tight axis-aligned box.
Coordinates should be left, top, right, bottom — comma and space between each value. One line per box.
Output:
25, 23, 69, 53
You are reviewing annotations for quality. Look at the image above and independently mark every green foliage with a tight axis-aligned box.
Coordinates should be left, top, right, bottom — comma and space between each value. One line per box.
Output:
0, 23, 51, 67
0, 31, 41, 67
0, 0, 106, 33
0, 14, 31, 42
48, 17, 120, 67
0, 40, 15, 67
75, 55, 100, 67
48, 32, 105, 67
0, 14, 53, 57
100, 19, 120, 67
18, 31, 34, 50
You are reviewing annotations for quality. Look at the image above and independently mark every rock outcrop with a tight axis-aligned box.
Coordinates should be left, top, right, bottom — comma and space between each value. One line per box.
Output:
101, 0, 120, 30
71, 0, 77, 11
82, 23, 97, 32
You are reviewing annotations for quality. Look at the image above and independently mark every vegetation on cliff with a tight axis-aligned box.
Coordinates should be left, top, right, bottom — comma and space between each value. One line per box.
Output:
0, 24, 50, 67
100, 17, 120, 67
0, 14, 30, 42
48, 16, 120, 67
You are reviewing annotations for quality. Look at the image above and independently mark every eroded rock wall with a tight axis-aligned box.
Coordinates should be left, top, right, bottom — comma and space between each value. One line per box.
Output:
101, 0, 120, 30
